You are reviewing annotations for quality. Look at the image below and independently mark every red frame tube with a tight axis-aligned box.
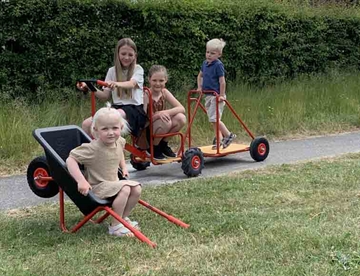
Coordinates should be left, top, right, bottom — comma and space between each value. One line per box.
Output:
36, 176, 189, 248
185, 89, 255, 150
143, 87, 185, 164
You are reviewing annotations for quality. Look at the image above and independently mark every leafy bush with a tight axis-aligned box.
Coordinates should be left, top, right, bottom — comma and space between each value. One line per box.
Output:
1, 0, 360, 100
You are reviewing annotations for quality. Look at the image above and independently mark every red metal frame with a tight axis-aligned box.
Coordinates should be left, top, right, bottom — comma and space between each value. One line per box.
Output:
37, 175, 189, 248
143, 87, 185, 164
186, 89, 254, 157
89, 81, 256, 160
90, 81, 185, 165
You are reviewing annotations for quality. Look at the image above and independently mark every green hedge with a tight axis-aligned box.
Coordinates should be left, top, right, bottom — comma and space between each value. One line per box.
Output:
1, 0, 360, 100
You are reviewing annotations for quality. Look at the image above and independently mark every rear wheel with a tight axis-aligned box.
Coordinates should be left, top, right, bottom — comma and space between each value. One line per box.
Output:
181, 148, 204, 177
26, 156, 59, 198
250, 137, 270, 162
130, 154, 150, 171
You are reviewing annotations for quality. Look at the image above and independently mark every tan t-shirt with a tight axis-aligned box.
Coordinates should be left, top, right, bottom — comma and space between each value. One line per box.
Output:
69, 137, 131, 198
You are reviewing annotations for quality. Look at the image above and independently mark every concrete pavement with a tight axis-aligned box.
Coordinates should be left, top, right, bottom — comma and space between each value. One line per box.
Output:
1, 131, 359, 210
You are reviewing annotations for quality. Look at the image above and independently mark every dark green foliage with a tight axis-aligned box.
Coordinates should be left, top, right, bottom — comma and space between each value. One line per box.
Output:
1, 0, 360, 100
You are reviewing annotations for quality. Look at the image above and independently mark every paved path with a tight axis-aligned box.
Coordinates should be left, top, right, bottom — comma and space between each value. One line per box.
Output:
1, 131, 359, 210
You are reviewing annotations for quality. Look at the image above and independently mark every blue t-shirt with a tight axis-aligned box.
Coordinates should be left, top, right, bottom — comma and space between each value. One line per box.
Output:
200, 59, 225, 94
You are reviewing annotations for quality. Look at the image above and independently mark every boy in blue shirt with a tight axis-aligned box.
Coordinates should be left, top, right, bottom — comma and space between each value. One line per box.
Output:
197, 38, 236, 149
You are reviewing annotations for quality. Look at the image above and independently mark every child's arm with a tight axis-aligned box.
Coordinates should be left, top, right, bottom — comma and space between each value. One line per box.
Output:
110, 66, 144, 90
119, 151, 129, 178
66, 156, 92, 195
219, 76, 226, 101
108, 79, 138, 90
95, 87, 112, 101
197, 71, 203, 91
77, 82, 111, 101
143, 92, 149, 114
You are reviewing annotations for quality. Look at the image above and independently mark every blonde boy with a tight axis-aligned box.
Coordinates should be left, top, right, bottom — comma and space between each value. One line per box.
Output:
197, 38, 236, 149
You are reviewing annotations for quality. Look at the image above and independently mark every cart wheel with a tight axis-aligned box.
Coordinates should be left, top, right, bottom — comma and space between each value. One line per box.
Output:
130, 154, 150, 171
250, 137, 270, 162
26, 156, 59, 198
181, 148, 204, 177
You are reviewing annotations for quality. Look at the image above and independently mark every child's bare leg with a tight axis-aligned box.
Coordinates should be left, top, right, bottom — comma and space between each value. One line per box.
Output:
82, 117, 93, 136
111, 186, 131, 226
163, 113, 186, 142
116, 109, 126, 119
212, 122, 223, 141
122, 184, 142, 218
152, 119, 172, 145
219, 121, 231, 138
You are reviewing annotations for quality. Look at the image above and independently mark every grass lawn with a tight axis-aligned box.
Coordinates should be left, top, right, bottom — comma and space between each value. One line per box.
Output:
1, 153, 360, 275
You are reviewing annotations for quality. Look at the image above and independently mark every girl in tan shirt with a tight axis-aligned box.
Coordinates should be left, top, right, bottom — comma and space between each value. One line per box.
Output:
66, 104, 141, 237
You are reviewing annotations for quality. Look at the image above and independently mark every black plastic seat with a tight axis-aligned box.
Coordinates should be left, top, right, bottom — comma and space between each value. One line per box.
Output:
33, 125, 113, 215
31, 125, 189, 247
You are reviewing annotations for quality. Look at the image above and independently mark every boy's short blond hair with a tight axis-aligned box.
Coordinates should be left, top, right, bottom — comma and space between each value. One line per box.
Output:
206, 38, 226, 53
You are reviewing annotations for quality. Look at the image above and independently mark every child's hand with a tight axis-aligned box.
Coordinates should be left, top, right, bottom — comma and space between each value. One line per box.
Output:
77, 180, 92, 196
108, 81, 119, 89
156, 111, 171, 123
76, 82, 89, 93
219, 95, 225, 102
197, 87, 202, 92
122, 167, 129, 178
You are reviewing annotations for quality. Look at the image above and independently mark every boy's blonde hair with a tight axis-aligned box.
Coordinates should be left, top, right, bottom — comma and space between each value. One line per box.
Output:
91, 102, 129, 138
206, 38, 226, 53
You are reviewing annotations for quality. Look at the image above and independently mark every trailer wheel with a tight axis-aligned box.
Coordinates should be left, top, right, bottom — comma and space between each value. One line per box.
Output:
250, 137, 270, 162
26, 156, 59, 198
181, 148, 204, 177
130, 154, 150, 171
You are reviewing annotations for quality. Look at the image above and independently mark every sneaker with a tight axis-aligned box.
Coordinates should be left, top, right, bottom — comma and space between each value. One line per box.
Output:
108, 223, 134, 237
212, 137, 223, 150
153, 145, 167, 160
222, 133, 236, 149
160, 140, 176, 158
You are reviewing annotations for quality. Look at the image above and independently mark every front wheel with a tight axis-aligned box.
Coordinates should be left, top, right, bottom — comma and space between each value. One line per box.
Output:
130, 154, 150, 171
26, 156, 59, 198
250, 137, 270, 162
181, 148, 204, 177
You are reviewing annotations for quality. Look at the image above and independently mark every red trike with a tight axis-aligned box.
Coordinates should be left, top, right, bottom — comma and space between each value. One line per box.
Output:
186, 89, 270, 162
74, 80, 269, 177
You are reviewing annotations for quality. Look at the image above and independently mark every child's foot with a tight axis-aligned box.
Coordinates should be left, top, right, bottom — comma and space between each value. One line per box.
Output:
212, 137, 223, 150
160, 140, 176, 158
124, 217, 140, 230
146, 145, 166, 160
153, 145, 167, 160
222, 133, 236, 149
108, 223, 135, 237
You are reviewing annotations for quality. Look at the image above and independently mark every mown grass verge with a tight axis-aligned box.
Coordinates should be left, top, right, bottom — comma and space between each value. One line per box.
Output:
1, 153, 360, 275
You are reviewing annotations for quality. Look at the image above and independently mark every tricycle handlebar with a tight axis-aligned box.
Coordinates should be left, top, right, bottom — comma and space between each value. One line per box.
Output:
76, 79, 109, 93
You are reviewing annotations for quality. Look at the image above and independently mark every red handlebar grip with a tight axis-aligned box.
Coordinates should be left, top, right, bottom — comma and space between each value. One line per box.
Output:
96, 80, 108, 87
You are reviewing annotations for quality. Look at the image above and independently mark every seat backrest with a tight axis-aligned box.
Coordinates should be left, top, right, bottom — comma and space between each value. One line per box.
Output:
33, 125, 112, 215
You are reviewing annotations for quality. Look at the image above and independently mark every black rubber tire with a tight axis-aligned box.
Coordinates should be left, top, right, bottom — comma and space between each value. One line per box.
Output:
181, 148, 204, 177
130, 154, 150, 171
250, 137, 270, 162
26, 156, 59, 198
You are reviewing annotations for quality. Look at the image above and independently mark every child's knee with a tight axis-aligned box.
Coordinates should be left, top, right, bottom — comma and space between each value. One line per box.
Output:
120, 185, 131, 196
132, 185, 142, 196
82, 117, 92, 129
177, 113, 186, 126
165, 120, 172, 129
